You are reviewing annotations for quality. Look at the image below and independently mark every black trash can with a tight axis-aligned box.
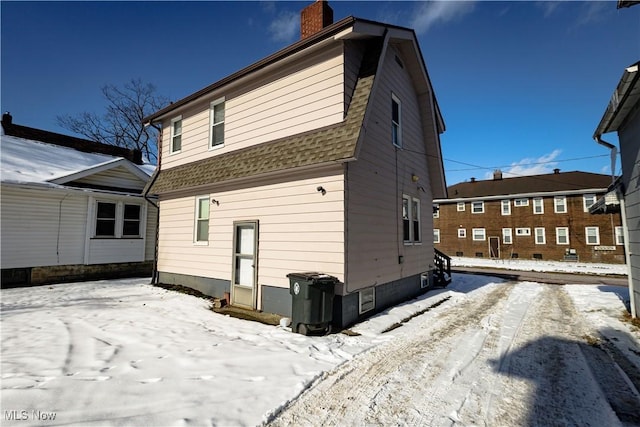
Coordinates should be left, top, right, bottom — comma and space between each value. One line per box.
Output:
287, 272, 337, 335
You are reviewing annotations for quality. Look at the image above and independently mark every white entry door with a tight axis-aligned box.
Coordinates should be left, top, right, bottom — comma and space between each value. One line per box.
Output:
231, 221, 258, 309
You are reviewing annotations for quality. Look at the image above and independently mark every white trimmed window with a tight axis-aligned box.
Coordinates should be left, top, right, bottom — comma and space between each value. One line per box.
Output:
583, 194, 597, 212
195, 196, 210, 243
433, 207, 439, 219
501, 200, 511, 215
433, 229, 440, 243
554, 196, 567, 213
94, 200, 142, 239
516, 227, 531, 236
472, 228, 486, 241
96, 201, 117, 237
502, 228, 512, 244
210, 98, 225, 149
472, 201, 484, 214
556, 227, 569, 245
170, 116, 182, 154
392, 94, 402, 147
533, 198, 544, 214
535, 227, 546, 244
457, 202, 465, 212
458, 228, 466, 238
402, 195, 421, 243
514, 198, 529, 207
122, 204, 141, 237
412, 198, 421, 242
585, 227, 600, 245
615, 226, 624, 245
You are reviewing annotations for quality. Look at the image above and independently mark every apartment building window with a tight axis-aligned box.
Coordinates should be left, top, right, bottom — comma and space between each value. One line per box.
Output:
615, 226, 624, 245
556, 227, 569, 245
514, 198, 529, 207
535, 227, 546, 244
501, 200, 511, 215
433, 229, 440, 243
391, 94, 402, 148
402, 195, 421, 243
533, 198, 544, 214
472, 201, 484, 214
210, 98, 225, 149
583, 194, 597, 212
195, 196, 210, 243
502, 228, 512, 244
554, 196, 567, 213
458, 228, 466, 238
433, 207, 439, 219
515, 227, 531, 236
472, 228, 486, 241
457, 202, 465, 212
170, 116, 182, 153
585, 227, 600, 245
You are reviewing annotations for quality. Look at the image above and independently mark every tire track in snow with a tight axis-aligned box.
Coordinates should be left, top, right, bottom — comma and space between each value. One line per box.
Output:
267, 283, 515, 426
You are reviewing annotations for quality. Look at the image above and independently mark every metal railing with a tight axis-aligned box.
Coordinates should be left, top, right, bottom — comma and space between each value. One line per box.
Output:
434, 248, 452, 287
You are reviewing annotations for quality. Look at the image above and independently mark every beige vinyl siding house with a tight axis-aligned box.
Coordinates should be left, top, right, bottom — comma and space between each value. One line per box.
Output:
145, 6, 447, 328
1, 115, 157, 287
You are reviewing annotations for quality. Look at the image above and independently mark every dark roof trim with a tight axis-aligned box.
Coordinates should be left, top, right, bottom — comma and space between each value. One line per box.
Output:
594, 61, 640, 138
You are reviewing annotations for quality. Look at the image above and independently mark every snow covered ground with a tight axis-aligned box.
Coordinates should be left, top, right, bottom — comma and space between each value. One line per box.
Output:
1, 270, 638, 426
451, 256, 628, 276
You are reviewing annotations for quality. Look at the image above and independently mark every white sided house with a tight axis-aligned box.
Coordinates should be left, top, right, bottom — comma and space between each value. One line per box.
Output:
1, 114, 157, 287
144, 2, 448, 328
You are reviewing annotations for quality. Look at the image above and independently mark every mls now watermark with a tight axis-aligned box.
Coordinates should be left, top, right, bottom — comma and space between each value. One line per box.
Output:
4, 410, 57, 422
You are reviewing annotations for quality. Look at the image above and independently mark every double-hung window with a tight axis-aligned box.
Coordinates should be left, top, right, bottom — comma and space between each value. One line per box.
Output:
458, 228, 466, 238
533, 198, 544, 214
96, 202, 117, 237
122, 204, 141, 237
556, 227, 569, 245
210, 99, 225, 149
535, 227, 546, 244
457, 202, 465, 212
502, 228, 512, 244
402, 195, 421, 243
472, 228, 486, 241
554, 196, 567, 213
433, 229, 440, 244
585, 227, 600, 245
501, 200, 511, 215
170, 116, 182, 153
195, 196, 210, 243
472, 201, 484, 214
391, 94, 402, 148
583, 194, 596, 212
615, 226, 624, 245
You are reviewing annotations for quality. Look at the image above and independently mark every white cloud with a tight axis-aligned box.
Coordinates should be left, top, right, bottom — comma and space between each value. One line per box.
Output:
410, 1, 476, 34
488, 149, 563, 179
536, 1, 562, 18
268, 10, 299, 43
571, 1, 610, 29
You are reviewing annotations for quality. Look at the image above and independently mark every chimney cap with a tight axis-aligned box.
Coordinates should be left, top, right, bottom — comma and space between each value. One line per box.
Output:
2, 112, 12, 125
553, 168, 560, 174
493, 169, 503, 180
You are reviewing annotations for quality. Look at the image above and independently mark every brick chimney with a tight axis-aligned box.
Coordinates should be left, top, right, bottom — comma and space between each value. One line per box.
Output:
553, 168, 560, 174
300, 0, 333, 40
2, 112, 12, 126
493, 169, 503, 180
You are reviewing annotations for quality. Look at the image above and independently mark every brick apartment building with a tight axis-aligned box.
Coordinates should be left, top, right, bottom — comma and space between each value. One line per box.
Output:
433, 170, 624, 264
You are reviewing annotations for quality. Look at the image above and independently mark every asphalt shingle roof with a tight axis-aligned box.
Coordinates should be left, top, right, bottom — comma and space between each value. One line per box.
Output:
446, 171, 614, 199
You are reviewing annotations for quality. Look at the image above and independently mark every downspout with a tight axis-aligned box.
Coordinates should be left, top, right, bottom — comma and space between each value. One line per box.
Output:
595, 136, 618, 186
143, 120, 162, 285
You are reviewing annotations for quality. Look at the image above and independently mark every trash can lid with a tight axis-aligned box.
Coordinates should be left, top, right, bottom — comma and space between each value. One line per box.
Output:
287, 272, 338, 282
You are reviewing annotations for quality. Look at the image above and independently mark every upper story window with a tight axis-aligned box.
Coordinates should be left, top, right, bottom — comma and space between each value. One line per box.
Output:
501, 200, 511, 215
170, 116, 182, 154
472, 201, 484, 214
457, 202, 465, 212
210, 98, 225, 149
514, 198, 529, 207
615, 226, 624, 245
554, 196, 567, 213
433, 229, 440, 244
583, 194, 597, 212
195, 196, 210, 244
533, 198, 544, 214
391, 94, 402, 148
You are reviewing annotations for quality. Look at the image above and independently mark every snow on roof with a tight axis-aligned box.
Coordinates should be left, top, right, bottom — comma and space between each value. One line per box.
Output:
1, 134, 152, 187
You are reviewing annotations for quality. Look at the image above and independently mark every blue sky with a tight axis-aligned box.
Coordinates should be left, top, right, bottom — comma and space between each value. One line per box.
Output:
2, 1, 638, 185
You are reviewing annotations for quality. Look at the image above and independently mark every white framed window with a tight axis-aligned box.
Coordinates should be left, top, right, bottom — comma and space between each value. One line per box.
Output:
472, 201, 484, 214
402, 195, 421, 244
95, 201, 117, 237
402, 196, 411, 243
122, 204, 141, 237
501, 200, 511, 215
583, 194, 597, 212
458, 228, 466, 238
412, 198, 421, 243
502, 228, 512, 244
359, 287, 375, 314
585, 227, 600, 245
457, 202, 465, 212
391, 93, 402, 148
472, 228, 486, 241
170, 116, 182, 154
514, 198, 529, 207
433, 207, 439, 219
535, 227, 546, 244
210, 98, 225, 149
515, 227, 531, 236
533, 198, 544, 214
433, 229, 440, 243
615, 226, 624, 245
194, 196, 210, 243
554, 196, 567, 213
556, 227, 569, 245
